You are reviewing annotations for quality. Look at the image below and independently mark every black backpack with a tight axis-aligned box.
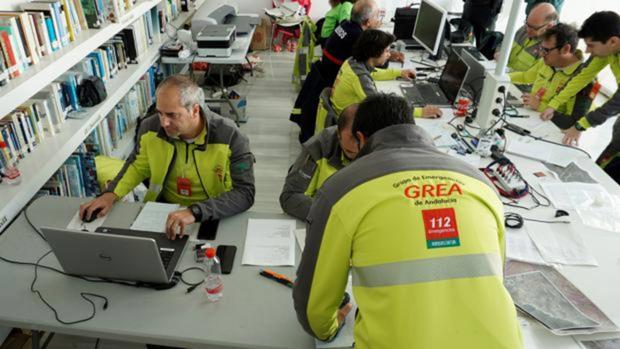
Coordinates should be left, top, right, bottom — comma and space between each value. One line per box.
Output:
78, 76, 107, 107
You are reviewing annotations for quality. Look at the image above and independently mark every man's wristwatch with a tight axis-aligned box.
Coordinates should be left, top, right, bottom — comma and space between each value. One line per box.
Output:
189, 204, 203, 222
574, 122, 586, 131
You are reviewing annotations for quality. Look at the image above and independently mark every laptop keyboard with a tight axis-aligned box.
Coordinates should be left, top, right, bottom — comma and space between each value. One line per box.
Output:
159, 248, 175, 269
417, 84, 447, 104
402, 85, 426, 106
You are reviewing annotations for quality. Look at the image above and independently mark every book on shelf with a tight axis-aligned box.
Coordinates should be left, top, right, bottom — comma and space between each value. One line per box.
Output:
36, 145, 99, 198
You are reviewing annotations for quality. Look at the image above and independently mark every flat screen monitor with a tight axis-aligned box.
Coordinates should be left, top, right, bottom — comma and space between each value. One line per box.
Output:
412, 0, 448, 58
439, 50, 470, 104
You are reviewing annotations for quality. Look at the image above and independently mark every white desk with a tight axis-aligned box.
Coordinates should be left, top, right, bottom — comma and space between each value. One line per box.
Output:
0, 196, 311, 349
376, 68, 620, 348
161, 27, 256, 124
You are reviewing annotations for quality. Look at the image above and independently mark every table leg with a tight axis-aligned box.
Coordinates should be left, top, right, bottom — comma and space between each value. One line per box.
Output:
31, 331, 54, 349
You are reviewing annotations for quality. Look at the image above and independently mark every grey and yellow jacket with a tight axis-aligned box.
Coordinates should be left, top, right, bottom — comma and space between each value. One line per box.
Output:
508, 26, 542, 72
107, 109, 255, 221
293, 124, 522, 349
280, 126, 347, 220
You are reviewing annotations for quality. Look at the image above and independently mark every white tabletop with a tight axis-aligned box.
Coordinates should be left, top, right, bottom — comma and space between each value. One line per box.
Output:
376, 57, 620, 348
0, 196, 311, 349
161, 26, 256, 65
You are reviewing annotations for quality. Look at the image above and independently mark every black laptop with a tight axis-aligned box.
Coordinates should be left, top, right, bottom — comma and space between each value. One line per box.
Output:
401, 50, 470, 107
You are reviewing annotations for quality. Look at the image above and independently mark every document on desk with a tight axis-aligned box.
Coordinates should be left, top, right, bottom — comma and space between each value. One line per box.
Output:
540, 182, 613, 211
505, 271, 600, 333
525, 221, 598, 266
507, 139, 574, 167
130, 202, 180, 233
316, 275, 355, 349
505, 226, 549, 266
294, 228, 307, 252
242, 219, 296, 266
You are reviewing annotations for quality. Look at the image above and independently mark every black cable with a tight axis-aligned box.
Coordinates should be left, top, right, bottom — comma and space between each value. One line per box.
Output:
524, 133, 592, 159
30, 251, 110, 325
504, 212, 570, 228
179, 266, 205, 293
24, 206, 46, 241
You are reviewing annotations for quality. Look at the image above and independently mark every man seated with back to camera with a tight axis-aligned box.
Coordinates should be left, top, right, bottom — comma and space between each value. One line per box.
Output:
280, 104, 359, 220
79, 75, 255, 239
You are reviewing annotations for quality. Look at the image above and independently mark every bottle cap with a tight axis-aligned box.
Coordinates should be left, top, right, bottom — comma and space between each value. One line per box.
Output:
205, 247, 216, 258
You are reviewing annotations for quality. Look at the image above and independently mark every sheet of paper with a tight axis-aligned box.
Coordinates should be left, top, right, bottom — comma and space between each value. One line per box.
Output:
130, 202, 180, 233
580, 338, 620, 349
526, 222, 598, 266
242, 219, 296, 266
294, 228, 307, 252
544, 162, 597, 184
576, 195, 620, 234
507, 139, 579, 167
505, 226, 549, 266
540, 182, 614, 211
66, 211, 105, 232
316, 275, 355, 349
505, 271, 600, 332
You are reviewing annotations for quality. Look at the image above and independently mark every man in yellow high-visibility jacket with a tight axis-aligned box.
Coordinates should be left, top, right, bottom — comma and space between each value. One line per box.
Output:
501, 3, 558, 72
280, 105, 358, 220
509, 23, 595, 129
79, 75, 255, 238
293, 93, 523, 349
539, 12, 620, 183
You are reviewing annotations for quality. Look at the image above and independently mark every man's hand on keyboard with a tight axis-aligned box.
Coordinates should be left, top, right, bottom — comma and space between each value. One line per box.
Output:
400, 69, 416, 81
165, 209, 195, 240
421, 105, 443, 118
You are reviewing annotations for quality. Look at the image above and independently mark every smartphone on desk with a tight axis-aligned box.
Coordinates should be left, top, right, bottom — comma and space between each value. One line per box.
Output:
198, 219, 220, 240
216, 245, 237, 274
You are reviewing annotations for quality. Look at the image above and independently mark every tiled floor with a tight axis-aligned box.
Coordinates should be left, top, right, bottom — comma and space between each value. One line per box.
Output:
35, 51, 301, 349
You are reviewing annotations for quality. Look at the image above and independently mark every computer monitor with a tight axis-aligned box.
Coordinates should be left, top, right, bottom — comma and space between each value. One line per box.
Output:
457, 48, 487, 104
439, 51, 470, 104
412, 0, 448, 60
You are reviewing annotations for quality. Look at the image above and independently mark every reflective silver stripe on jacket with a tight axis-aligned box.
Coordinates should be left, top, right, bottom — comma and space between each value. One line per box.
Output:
352, 253, 502, 288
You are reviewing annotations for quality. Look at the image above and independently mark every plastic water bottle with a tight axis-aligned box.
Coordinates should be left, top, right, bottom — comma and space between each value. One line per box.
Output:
203, 247, 223, 302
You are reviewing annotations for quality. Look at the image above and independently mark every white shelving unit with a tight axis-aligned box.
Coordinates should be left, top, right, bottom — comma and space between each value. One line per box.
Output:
0, 1, 165, 232
0, 0, 161, 118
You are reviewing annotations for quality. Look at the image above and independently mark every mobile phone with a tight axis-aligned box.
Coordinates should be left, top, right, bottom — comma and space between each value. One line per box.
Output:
216, 245, 237, 274
198, 219, 219, 240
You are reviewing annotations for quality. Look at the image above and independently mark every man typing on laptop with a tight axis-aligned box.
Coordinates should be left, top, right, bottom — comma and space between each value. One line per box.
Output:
79, 75, 255, 239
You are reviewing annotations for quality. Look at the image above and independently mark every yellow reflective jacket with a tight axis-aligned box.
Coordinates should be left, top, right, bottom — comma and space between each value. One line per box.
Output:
508, 26, 542, 72
294, 124, 522, 349
107, 110, 255, 221
280, 126, 347, 220
509, 52, 594, 128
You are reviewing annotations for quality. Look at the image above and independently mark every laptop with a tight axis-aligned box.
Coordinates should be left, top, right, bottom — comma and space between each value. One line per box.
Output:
401, 50, 470, 107
42, 227, 189, 284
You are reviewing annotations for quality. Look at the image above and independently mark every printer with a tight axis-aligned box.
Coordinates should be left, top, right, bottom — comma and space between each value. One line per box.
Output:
191, 2, 260, 57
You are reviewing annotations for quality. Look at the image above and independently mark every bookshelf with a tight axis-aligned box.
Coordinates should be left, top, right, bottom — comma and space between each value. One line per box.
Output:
0, 0, 161, 119
0, 0, 174, 232
0, 36, 161, 231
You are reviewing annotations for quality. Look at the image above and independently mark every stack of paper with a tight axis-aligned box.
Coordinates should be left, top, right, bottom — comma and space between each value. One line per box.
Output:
242, 219, 296, 266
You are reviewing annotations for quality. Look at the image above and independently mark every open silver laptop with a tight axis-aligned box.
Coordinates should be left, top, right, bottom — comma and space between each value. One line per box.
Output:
42, 227, 188, 284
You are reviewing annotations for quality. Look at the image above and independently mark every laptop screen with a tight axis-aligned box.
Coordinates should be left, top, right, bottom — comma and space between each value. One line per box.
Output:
438, 51, 470, 103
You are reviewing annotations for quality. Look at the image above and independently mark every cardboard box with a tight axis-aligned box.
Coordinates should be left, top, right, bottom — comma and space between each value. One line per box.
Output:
251, 16, 271, 51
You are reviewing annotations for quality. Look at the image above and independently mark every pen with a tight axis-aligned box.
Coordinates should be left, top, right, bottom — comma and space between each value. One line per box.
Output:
259, 269, 294, 288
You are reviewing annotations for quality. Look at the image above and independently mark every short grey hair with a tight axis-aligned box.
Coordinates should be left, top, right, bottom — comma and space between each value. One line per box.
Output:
156, 75, 205, 111
351, 0, 376, 25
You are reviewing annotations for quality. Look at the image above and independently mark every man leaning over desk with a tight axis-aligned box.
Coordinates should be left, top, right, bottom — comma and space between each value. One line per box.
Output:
79, 75, 255, 238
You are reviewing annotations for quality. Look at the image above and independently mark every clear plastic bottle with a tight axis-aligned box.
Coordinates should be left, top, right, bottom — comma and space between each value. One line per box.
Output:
203, 247, 223, 302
